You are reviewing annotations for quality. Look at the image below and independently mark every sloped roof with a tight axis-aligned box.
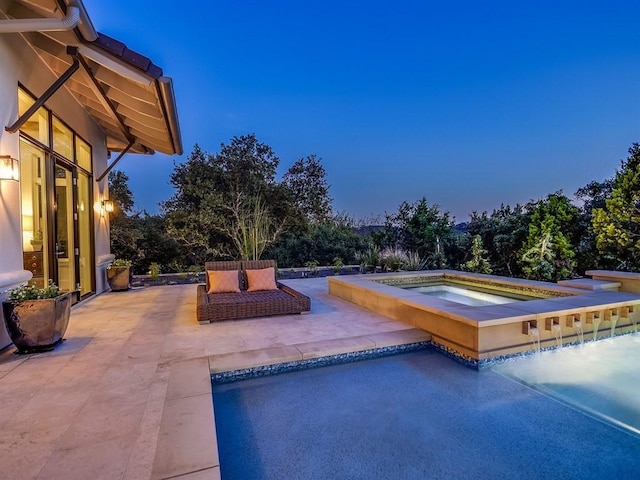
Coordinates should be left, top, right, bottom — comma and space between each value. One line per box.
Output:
1, 0, 182, 155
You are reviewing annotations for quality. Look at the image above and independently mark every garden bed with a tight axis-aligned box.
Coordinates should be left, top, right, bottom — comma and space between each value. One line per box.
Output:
131, 265, 364, 287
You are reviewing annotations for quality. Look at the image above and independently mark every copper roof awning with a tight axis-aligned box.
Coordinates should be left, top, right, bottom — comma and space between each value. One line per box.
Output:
0, 0, 183, 156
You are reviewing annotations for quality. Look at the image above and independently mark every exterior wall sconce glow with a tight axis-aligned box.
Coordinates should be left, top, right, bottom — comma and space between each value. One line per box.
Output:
0, 155, 19, 181
101, 199, 114, 216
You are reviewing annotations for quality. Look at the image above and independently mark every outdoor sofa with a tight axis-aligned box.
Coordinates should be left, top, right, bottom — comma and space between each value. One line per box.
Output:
196, 260, 311, 324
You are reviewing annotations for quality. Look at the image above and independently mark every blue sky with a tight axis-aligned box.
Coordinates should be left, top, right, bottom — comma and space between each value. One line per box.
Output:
83, 0, 640, 222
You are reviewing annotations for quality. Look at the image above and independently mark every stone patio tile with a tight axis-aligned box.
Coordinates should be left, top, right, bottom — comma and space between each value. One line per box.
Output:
0, 435, 54, 479
166, 357, 211, 400
209, 345, 302, 373
171, 467, 221, 479
296, 335, 377, 359
151, 392, 218, 480
0, 278, 429, 478
56, 398, 147, 450
123, 367, 171, 480
1, 388, 90, 444
37, 435, 135, 480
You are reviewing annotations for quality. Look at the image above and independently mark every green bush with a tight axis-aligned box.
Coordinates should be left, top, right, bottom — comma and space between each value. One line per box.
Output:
8, 281, 61, 302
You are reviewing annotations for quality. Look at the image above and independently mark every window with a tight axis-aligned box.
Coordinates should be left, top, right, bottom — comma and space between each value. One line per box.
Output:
76, 137, 92, 172
53, 117, 73, 159
18, 87, 95, 298
17, 89, 49, 145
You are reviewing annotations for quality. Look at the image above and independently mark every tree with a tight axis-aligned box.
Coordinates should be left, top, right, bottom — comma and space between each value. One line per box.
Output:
375, 197, 456, 268
223, 195, 285, 260
574, 179, 615, 272
282, 154, 333, 226
465, 205, 530, 277
519, 192, 579, 281
135, 213, 181, 273
163, 136, 295, 263
592, 143, 640, 271
108, 170, 142, 263
108, 170, 135, 214
266, 213, 370, 267
463, 235, 492, 274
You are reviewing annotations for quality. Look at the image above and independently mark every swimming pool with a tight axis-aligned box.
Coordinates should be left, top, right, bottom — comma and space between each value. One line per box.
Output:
493, 332, 640, 436
213, 350, 640, 479
405, 284, 524, 306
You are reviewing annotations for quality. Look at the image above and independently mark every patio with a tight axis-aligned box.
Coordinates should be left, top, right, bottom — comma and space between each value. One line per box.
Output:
0, 278, 427, 479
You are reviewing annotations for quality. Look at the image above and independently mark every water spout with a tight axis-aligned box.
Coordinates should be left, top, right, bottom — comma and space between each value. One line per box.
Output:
592, 316, 601, 341
610, 315, 618, 338
528, 327, 541, 354
573, 320, 584, 345
552, 323, 563, 347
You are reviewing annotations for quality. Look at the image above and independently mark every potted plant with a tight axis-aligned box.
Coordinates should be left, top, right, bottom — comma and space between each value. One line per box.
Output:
107, 259, 132, 291
30, 229, 43, 251
332, 257, 344, 275
2, 281, 71, 354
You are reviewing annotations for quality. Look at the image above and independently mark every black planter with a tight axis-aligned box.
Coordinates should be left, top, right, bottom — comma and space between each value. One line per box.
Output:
2, 293, 71, 354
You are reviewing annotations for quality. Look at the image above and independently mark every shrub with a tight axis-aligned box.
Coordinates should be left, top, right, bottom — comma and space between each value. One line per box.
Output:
380, 247, 408, 272
149, 262, 161, 281
403, 251, 427, 271
7, 281, 61, 302
109, 259, 132, 268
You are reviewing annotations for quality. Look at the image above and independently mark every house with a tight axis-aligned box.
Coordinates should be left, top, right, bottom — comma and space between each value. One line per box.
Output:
0, 0, 182, 348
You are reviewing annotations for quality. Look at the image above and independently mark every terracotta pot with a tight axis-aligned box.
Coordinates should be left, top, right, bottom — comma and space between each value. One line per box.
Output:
2, 293, 71, 354
107, 266, 130, 291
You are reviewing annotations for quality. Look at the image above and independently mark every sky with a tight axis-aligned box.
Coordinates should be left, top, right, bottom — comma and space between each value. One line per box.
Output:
82, 0, 640, 222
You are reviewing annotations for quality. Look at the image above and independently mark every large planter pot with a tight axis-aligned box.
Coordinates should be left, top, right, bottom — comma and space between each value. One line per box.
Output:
107, 266, 131, 291
2, 293, 71, 354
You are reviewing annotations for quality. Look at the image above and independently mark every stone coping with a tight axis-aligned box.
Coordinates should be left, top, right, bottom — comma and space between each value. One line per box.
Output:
208, 328, 431, 373
587, 270, 640, 279
328, 272, 640, 328
557, 278, 621, 290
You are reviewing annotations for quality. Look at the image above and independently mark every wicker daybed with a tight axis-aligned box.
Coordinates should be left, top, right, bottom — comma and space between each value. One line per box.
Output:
196, 260, 311, 324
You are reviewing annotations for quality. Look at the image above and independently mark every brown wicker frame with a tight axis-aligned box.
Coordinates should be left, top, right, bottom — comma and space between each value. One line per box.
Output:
197, 260, 311, 324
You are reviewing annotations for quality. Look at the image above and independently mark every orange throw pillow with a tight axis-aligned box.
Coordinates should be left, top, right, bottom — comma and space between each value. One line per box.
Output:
207, 270, 241, 294
246, 267, 277, 292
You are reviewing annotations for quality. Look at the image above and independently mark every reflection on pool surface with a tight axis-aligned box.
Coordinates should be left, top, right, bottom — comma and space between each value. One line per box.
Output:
493, 333, 640, 436
405, 284, 524, 306
213, 350, 640, 479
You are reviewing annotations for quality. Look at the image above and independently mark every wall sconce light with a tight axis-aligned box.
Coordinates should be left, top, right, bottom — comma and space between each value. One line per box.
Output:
0, 155, 19, 181
101, 199, 114, 216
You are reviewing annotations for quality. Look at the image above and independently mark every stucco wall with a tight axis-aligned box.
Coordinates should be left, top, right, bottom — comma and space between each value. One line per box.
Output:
0, 32, 112, 348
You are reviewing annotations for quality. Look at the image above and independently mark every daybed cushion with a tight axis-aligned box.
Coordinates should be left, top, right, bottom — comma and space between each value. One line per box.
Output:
207, 270, 241, 294
197, 285, 310, 323
246, 267, 277, 292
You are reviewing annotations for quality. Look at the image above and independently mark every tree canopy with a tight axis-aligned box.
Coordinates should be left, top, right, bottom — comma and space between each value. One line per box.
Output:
592, 143, 640, 271
108, 135, 640, 278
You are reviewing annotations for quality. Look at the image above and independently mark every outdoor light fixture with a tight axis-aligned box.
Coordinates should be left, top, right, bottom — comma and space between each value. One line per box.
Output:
101, 199, 114, 216
0, 155, 19, 181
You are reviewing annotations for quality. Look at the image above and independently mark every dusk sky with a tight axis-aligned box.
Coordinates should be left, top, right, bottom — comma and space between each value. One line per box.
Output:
83, 0, 640, 222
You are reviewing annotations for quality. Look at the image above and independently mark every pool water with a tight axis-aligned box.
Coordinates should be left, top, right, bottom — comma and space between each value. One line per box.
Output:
492, 333, 640, 436
405, 284, 523, 306
212, 350, 640, 479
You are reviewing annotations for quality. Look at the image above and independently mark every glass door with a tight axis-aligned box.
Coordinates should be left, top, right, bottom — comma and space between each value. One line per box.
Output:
19, 140, 50, 288
77, 171, 94, 297
54, 162, 76, 294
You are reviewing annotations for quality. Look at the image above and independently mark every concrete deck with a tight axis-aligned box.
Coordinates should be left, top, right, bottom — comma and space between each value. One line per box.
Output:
0, 278, 427, 480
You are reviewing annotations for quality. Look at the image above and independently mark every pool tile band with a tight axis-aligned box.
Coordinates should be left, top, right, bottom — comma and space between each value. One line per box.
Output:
211, 341, 432, 384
